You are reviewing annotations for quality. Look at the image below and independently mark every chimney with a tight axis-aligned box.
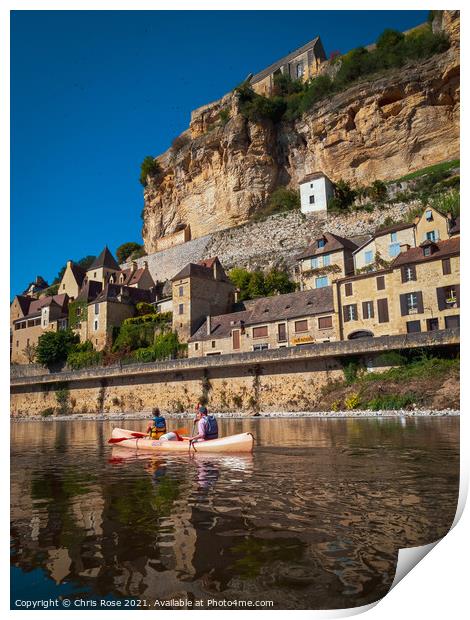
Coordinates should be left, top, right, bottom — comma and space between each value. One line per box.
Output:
131, 261, 137, 273
206, 315, 211, 336
66, 260, 72, 268
143, 260, 148, 269
400, 243, 410, 253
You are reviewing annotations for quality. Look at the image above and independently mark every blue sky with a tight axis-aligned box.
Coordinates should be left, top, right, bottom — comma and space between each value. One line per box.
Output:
11, 9, 428, 294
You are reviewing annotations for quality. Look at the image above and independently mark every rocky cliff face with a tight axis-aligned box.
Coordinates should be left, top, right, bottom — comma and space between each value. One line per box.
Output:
142, 11, 459, 253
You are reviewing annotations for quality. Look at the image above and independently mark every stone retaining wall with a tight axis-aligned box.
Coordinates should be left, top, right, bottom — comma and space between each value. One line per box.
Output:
10, 330, 459, 416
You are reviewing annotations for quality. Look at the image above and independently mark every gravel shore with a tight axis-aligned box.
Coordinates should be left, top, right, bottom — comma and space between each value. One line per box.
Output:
11, 409, 460, 422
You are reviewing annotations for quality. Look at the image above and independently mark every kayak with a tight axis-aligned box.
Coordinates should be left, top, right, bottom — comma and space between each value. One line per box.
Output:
110, 427, 255, 453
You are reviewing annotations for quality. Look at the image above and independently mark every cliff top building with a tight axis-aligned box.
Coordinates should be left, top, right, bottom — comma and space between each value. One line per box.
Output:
249, 36, 327, 96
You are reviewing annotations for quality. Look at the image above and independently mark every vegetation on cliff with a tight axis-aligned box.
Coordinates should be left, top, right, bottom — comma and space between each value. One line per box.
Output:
236, 22, 450, 123
139, 155, 161, 187
229, 267, 297, 302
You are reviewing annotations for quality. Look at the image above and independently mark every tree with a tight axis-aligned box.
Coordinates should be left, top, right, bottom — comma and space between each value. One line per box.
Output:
228, 267, 297, 302
23, 343, 37, 364
376, 28, 405, 49
264, 269, 297, 295
36, 329, 79, 367
140, 156, 161, 187
116, 242, 143, 264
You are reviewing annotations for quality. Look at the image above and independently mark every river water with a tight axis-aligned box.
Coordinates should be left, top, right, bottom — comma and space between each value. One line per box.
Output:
11, 417, 459, 610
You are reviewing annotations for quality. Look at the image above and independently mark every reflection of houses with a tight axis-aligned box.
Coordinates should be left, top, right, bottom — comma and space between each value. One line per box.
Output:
249, 36, 326, 96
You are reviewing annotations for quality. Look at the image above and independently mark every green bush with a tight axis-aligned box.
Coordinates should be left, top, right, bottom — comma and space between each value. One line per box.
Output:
228, 267, 297, 302
136, 302, 155, 316
55, 385, 70, 415
116, 242, 143, 264
219, 108, 230, 125
428, 189, 460, 219
254, 186, 300, 219
328, 180, 357, 212
139, 156, 160, 187
112, 322, 157, 352
67, 349, 103, 370
132, 331, 182, 363
36, 329, 79, 367
344, 392, 361, 410
366, 393, 417, 410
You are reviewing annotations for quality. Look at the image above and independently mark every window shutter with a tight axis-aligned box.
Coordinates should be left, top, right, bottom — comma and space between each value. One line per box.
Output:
369, 301, 375, 319
377, 298, 389, 323
352, 304, 357, 320
401, 267, 406, 283
416, 291, 424, 314
343, 306, 350, 322
455, 284, 460, 307
442, 258, 451, 275
436, 287, 446, 311
362, 301, 368, 318
376, 276, 385, 290
400, 294, 408, 316
411, 265, 417, 280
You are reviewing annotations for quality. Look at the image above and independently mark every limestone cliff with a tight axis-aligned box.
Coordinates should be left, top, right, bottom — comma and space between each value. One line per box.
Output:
142, 11, 459, 253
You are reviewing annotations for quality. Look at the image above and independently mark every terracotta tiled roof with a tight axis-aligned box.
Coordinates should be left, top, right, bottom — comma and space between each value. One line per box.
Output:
391, 237, 460, 267
28, 294, 68, 315
296, 232, 359, 260
372, 221, 414, 237
189, 287, 334, 342
299, 171, 330, 184
115, 267, 150, 287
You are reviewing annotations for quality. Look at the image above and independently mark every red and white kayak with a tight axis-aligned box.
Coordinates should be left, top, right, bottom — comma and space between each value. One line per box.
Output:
110, 427, 255, 453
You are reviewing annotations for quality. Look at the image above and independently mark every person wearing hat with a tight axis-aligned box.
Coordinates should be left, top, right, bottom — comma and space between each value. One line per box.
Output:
146, 407, 167, 440
189, 404, 218, 443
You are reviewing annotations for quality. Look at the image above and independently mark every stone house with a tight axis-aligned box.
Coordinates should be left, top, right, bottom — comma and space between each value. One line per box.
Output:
11, 294, 69, 363
187, 287, 337, 357
171, 257, 236, 343
299, 172, 334, 215
59, 261, 86, 300
353, 206, 456, 272
250, 36, 327, 96
335, 237, 460, 340
22, 275, 49, 298
295, 232, 358, 290
87, 284, 154, 350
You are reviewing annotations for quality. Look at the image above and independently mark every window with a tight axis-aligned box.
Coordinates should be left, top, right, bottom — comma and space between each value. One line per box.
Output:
318, 316, 332, 329
211, 341, 216, 348
364, 250, 373, 265
309, 195, 315, 204
318, 239, 325, 249
445, 315, 460, 329
407, 320, 421, 333
252, 326, 268, 338
232, 329, 240, 350
310, 183, 314, 188
389, 243, 401, 258
407, 293, 418, 312
178, 304, 184, 315
343, 304, 357, 322
442, 258, 451, 275
426, 230, 437, 242
376, 275, 385, 290
362, 301, 374, 319
310, 257, 318, 269
423, 246, 431, 257
402, 265, 416, 282
278, 323, 287, 342
390, 232, 398, 242
427, 318, 439, 331
425, 209, 433, 221
16, 341, 18, 348
253, 343, 268, 351
345, 282, 353, 296
62, 283, 66, 290
296, 62, 304, 78
94, 320, 98, 331
179, 286, 184, 296
294, 319, 308, 333
94, 303, 100, 314
94, 272, 97, 278
315, 276, 328, 288
195, 343, 199, 351
323, 253, 330, 266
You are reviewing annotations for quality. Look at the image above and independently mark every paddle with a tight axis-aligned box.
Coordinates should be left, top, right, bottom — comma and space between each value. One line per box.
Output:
108, 427, 188, 444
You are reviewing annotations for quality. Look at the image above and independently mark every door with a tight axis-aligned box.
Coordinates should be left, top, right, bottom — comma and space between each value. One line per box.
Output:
232, 329, 240, 350
278, 323, 287, 342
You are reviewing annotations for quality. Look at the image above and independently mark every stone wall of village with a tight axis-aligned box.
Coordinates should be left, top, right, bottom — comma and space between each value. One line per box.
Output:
125, 201, 416, 284
10, 330, 459, 416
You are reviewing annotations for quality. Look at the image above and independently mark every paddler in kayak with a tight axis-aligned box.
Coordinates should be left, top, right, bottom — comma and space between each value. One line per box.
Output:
189, 405, 219, 443
146, 408, 167, 440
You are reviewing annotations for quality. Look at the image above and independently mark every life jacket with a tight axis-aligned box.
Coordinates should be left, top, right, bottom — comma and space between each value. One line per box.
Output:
150, 416, 166, 439
203, 415, 218, 440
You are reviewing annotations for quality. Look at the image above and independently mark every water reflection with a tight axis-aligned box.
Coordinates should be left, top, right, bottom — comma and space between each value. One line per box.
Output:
11, 417, 459, 609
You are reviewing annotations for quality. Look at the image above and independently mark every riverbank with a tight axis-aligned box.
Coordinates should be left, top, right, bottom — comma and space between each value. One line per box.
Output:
10, 409, 460, 422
